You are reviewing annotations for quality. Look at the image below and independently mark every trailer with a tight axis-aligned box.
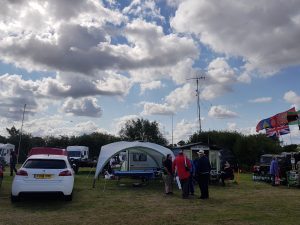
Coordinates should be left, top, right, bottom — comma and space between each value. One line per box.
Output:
66, 146, 96, 173
172, 142, 233, 184
66, 146, 89, 161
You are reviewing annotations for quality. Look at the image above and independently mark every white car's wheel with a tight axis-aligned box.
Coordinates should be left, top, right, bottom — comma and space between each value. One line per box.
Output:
11, 194, 20, 203
64, 193, 73, 201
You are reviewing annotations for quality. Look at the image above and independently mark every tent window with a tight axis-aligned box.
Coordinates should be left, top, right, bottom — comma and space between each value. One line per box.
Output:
133, 153, 147, 161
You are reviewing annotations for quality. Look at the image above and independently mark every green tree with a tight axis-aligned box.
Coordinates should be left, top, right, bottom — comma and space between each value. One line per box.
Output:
282, 144, 298, 152
6, 126, 19, 137
119, 118, 168, 145
0, 135, 7, 143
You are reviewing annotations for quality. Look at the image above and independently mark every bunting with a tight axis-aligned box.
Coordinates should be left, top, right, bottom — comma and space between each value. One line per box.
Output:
266, 125, 290, 138
256, 107, 296, 132
287, 110, 300, 125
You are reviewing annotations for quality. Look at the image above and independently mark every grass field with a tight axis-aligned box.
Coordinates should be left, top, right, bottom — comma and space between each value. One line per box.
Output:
0, 169, 299, 225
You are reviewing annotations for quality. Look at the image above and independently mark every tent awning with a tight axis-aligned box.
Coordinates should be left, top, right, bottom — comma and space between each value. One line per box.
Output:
93, 141, 174, 187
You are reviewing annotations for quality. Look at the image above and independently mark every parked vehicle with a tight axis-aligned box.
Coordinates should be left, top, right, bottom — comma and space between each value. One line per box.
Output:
11, 154, 74, 202
0, 143, 15, 165
253, 152, 297, 184
66, 146, 95, 173
66, 146, 89, 161
28, 147, 68, 157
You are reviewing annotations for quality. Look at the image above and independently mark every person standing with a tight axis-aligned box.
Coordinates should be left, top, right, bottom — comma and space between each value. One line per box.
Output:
162, 154, 173, 195
269, 156, 279, 186
220, 161, 234, 186
296, 159, 300, 187
194, 150, 211, 199
172, 150, 191, 199
10, 151, 17, 176
188, 158, 195, 195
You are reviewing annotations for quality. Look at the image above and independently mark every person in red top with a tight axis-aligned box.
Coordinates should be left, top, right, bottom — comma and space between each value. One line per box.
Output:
172, 150, 191, 199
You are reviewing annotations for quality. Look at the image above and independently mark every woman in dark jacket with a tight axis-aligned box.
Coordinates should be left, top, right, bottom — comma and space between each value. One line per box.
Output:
10, 151, 17, 176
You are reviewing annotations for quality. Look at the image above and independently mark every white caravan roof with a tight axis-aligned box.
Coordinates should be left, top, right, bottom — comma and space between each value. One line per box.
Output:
66, 146, 88, 151
94, 141, 174, 181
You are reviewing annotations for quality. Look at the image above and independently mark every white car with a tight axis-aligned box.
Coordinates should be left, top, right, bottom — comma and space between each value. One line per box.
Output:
11, 154, 74, 202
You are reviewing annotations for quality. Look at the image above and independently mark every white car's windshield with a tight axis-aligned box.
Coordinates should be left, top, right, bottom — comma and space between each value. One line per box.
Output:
24, 159, 67, 169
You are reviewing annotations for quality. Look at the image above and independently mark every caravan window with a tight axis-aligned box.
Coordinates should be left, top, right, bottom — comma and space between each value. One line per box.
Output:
133, 153, 147, 161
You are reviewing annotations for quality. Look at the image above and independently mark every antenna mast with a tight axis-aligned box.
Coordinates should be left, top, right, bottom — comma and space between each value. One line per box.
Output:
17, 103, 26, 165
187, 75, 205, 133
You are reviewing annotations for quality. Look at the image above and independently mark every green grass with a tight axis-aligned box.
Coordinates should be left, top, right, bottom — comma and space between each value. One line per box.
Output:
0, 168, 299, 225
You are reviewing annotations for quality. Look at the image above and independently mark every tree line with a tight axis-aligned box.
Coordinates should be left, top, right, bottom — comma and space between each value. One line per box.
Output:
1, 118, 298, 170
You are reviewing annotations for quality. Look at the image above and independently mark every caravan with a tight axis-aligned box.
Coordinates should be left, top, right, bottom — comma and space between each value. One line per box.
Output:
66, 146, 89, 161
0, 143, 15, 165
172, 142, 235, 184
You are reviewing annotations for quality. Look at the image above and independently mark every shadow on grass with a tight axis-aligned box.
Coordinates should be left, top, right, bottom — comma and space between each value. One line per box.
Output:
11, 193, 72, 211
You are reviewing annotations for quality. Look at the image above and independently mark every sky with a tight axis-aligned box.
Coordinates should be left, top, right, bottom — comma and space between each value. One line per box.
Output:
1, 0, 300, 145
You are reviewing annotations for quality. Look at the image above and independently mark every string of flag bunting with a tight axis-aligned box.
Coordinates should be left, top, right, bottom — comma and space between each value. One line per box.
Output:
256, 107, 300, 139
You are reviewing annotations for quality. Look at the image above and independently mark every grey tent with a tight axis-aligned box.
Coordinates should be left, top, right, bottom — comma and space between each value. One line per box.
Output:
93, 141, 174, 187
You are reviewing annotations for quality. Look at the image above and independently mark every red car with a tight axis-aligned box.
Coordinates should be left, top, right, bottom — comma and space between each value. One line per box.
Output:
28, 147, 68, 157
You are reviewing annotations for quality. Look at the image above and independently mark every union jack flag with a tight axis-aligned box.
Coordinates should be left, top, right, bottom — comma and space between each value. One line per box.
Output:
266, 125, 290, 138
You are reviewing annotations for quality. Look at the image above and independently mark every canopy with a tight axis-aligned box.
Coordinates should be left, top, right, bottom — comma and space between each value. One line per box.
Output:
93, 141, 174, 186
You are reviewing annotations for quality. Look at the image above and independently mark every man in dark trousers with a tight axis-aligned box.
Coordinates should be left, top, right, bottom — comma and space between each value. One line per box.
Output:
194, 150, 211, 199
10, 151, 17, 176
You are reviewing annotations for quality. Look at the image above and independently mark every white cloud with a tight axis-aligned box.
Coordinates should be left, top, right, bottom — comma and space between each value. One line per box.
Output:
227, 122, 237, 131
165, 83, 194, 109
229, 125, 257, 136
283, 90, 300, 107
173, 119, 198, 143
237, 73, 251, 83
141, 102, 174, 116
24, 116, 107, 137
0, 72, 132, 120
249, 97, 272, 103
200, 58, 237, 100
0, 115, 108, 138
171, 0, 300, 76
61, 97, 102, 117
0, 74, 43, 119
129, 58, 196, 85
123, 18, 198, 69
201, 84, 232, 101
132, 57, 241, 113
207, 58, 236, 84
123, 0, 164, 21
281, 125, 300, 145
50, 72, 132, 98
0, 1, 197, 76
140, 83, 195, 116
208, 105, 238, 119
140, 81, 163, 94
166, 0, 181, 8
